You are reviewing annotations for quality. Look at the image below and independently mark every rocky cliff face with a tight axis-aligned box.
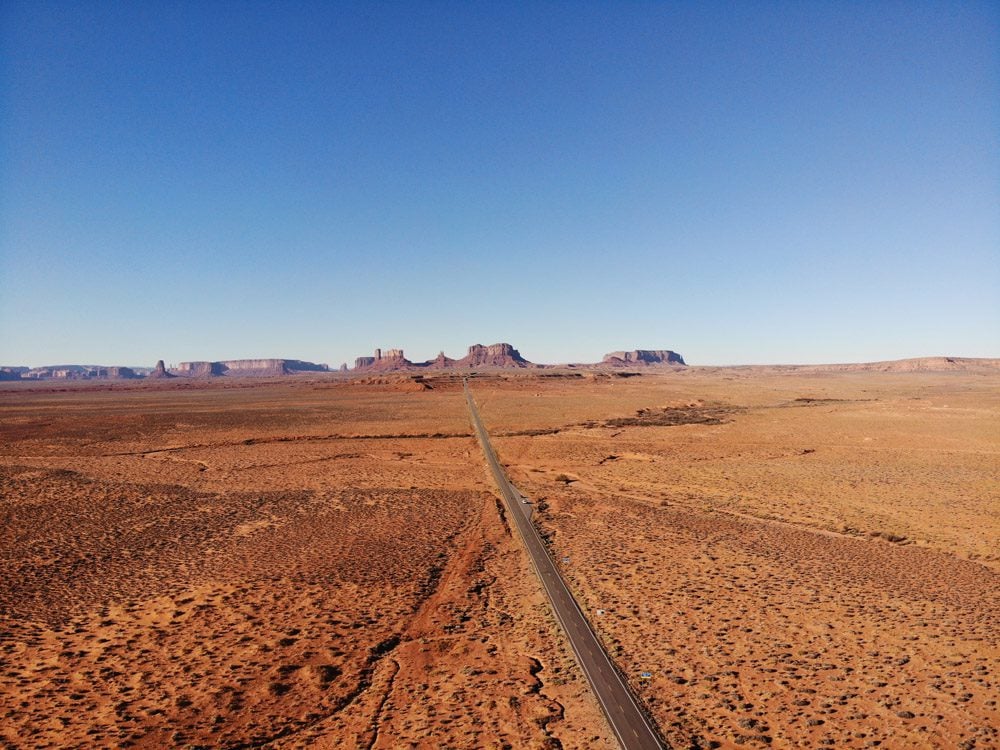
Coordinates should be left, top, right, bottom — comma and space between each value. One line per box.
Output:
351, 343, 531, 371
97, 367, 139, 379
172, 359, 327, 377
378, 349, 408, 364
353, 349, 413, 371
147, 360, 173, 379
602, 350, 686, 366
223, 359, 327, 376
224, 359, 286, 374
458, 343, 531, 368
174, 361, 225, 377
431, 351, 457, 368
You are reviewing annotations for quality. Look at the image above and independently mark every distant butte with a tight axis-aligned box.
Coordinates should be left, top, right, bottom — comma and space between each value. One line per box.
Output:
351, 343, 533, 372
460, 343, 531, 368
147, 360, 174, 379
9, 353, 1000, 382
601, 349, 686, 367
355, 349, 412, 371
171, 359, 330, 378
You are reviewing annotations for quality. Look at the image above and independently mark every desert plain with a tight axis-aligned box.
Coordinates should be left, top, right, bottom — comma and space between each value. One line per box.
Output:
0, 368, 997, 749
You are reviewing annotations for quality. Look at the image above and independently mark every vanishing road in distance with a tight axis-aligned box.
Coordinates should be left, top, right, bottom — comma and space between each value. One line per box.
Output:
465, 382, 666, 750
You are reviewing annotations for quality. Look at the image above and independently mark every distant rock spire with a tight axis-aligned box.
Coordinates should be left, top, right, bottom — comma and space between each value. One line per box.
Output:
147, 359, 174, 378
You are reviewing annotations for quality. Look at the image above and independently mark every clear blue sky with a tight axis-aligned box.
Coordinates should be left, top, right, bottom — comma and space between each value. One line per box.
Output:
2, 1, 997, 367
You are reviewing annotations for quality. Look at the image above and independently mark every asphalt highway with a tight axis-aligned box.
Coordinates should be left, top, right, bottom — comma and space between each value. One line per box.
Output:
465, 383, 666, 750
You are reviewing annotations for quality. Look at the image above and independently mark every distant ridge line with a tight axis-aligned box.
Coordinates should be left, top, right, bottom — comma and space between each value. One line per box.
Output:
695, 356, 1000, 373
5, 354, 998, 382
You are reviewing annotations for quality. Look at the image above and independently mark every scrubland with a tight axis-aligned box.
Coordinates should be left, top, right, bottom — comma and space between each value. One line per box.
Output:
1, 369, 996, 749
0, 379, 607, 749
479, 370, 999, 749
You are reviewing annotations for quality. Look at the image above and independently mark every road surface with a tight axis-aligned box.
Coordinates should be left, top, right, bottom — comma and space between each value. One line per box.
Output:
465, 382, 666, 750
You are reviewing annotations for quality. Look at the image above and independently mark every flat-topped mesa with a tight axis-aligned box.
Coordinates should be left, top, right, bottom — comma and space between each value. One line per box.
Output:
602, 349, 686, 366
458, 343, 532, 368
378, 348, 407, 363
173, 359, 328, 377
350, 342, 531, 371
227, 359, 328, 376
354, 348, 413, 371
173, 361, 225, 377
94, 366, 139, 379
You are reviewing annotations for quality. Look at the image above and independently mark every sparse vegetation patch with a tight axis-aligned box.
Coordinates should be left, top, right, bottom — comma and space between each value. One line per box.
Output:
603, 404, 738, 428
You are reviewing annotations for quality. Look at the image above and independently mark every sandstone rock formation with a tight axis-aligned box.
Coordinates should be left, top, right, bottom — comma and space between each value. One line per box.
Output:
17, 365, 148, 380
222, 359, 328, 377
147, 360, 173, 379
351, 343, 532, 371
602, 350, 686, 366
457, 343, 531, 368
173, 361, 224, 377
353, 349, 413, 371
11, 352, 1000, 382
171, 360, 328, 377
99, 367, 139, 379
431, 351, 457, 369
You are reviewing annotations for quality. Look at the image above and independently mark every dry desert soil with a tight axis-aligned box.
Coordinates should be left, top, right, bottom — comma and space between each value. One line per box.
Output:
1, 369, 997, 749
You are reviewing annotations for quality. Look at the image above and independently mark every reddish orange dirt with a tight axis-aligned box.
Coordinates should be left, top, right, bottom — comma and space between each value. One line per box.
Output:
0, 378, 609, 749
477, 370, 999, 749
1, 370, 997, 749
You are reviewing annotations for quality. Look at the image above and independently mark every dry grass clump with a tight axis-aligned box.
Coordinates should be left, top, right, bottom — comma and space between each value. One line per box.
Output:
604, 404, 737, 428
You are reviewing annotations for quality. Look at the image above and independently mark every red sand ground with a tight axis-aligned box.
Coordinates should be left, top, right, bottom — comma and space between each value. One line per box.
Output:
1, 370, 996, 748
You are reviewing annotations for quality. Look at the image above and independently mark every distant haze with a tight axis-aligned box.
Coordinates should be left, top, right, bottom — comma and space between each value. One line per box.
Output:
1, 3, 997, 367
